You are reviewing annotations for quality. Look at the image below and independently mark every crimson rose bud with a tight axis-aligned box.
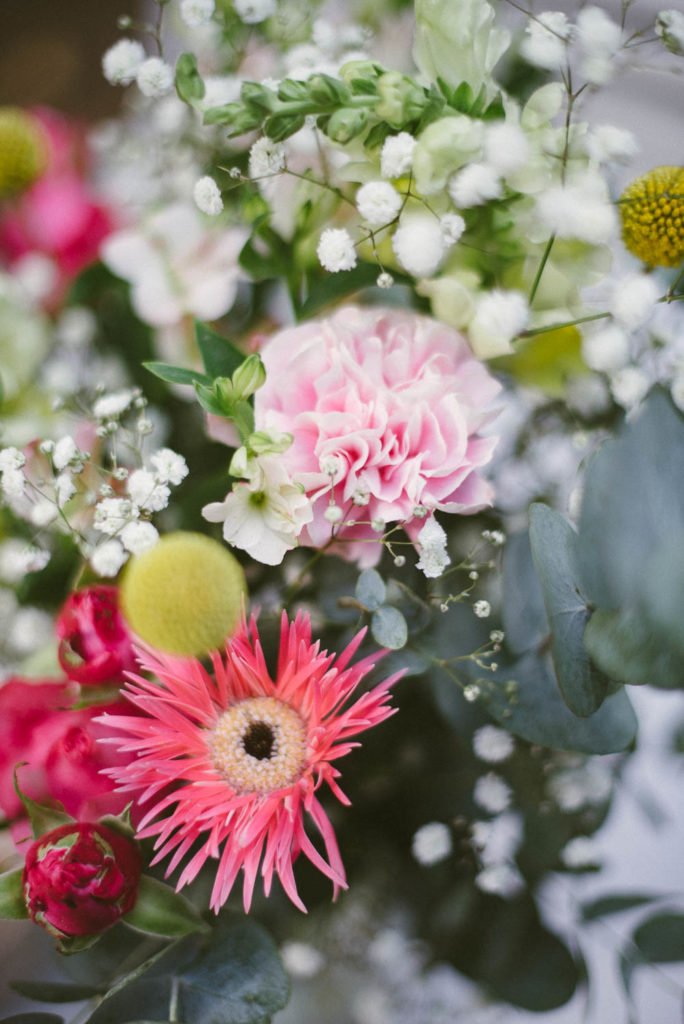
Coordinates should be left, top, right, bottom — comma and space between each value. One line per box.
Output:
57, 586, 136, 685
23, 823, 141, 938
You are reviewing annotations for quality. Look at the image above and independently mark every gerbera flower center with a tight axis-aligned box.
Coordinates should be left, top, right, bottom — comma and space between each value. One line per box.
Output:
208, 696, 307, 793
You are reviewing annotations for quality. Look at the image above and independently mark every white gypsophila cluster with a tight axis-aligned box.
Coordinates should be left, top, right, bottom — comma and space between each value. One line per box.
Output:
536, 175, 617, 245
180, 0, 215, 28
473, 725, 514, 764
585, 125, 638, 165
582, 324, 631, 374
656, 9, 684, 55
193, 176, 224, 216
55, 307, 97, 349
467, 290, 529, 359
136, 58, 174, 98
249, 137, 286, 179
609, 274, 661, 331
416, 516, 450, 579
448, 163, 502, 208
102, 38, 146, 85
280, 942, 325, 980
127, 469, 171, 512
473, 772, 513, 814
91, 539, 128, 578
483, 122, 530, 177
560, 836, 599, 868
392, 215, 445, 278
0, 448, 26, 499
120, 520, 160, 555
356, 182, 402, 227
317, 228, 358, 273
610, 365, 651, 410
92, 388, 137, 420
520, 11, 572, 71
94, 497, 137, 536
381, 133, 417, 179
234, 0, 277, 25
150, 447, 189, 485
440, 213, 466, 246
475, 863, 524, 898
0, 541, 50, 583
473, 599, 491, 618
547, 760, 613, 813
411, 822, 453, 866
575, 6, 623, 85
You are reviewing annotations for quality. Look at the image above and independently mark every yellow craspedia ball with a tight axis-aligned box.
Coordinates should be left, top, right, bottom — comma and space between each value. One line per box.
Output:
619, 165, 684, 268
0, 108, 47, 199
121, 532, 246, 657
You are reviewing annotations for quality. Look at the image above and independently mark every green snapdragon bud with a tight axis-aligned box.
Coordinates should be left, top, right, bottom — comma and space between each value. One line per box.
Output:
325, 107, 369, 143
375, 72, 427, 129
307, 74, 350, 107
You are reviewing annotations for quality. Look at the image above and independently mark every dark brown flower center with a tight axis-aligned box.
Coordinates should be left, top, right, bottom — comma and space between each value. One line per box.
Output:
242, 721, 275, 760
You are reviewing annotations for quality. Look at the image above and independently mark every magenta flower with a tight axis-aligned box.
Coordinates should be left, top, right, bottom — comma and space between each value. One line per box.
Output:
99, 613, 400, 913
254, 306, 501, 565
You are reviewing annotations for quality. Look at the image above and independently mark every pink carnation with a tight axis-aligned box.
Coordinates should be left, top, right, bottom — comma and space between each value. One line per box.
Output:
254, 307, 501, 566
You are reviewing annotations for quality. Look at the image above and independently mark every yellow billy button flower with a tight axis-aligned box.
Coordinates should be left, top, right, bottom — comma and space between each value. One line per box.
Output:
0, 107, 47, 199
619, 166, 684, 268
121, 531, 246, 657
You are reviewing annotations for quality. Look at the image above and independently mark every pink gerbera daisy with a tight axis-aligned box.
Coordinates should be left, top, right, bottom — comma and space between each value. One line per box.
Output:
98, 612, 399, 913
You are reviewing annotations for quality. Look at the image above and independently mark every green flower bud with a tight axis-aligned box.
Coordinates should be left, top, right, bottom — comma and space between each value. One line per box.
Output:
325, 107, 370, 143
375, 72, 426, 129
247, 431, 293, 456
203, 103, 262, 134
231, 354, 266, 401
264, 113, 306, 142
412, 115, 484, 195
241, 81, 276, 114
307, 74, 350, 107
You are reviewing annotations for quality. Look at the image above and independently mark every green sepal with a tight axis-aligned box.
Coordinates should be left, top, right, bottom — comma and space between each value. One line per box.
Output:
0, 868, 28, 920
13, 766, 73, 839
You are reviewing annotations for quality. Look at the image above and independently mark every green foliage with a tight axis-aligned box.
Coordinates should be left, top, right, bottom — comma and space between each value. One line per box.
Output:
356, 568, 386, 611
10, 981, 102, 1003
195, 321, 245, 379
123, 877, 208, 939
529, 504, 610, 717
580, 893, 665, 921
0, 1016, 64, 1024
175, 53, 205, 104
371, 605, 408, 650
143, 363, 211, 388
13, 769, 72, 839
0, 868, 28, 920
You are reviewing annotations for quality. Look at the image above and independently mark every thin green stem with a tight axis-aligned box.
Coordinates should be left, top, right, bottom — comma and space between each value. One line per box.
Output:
529, 234, 556, 305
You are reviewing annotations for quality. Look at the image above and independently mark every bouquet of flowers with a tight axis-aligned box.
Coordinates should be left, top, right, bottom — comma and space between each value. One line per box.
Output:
1, 0, 683, 1020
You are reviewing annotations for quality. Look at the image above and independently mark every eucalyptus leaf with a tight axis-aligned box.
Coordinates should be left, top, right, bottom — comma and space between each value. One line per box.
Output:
0, 1016, 64, 1024
476, 653, 637, 754
371, 606, 408, 650
501, 530, 548, 656
580, 893, 664, 922
632, 912, 684, 962
584, 608, 684, 689
195, 321, 245, 379
529, 504, 609, 717
10, 981, 102, 1003
356, 568, 386, 611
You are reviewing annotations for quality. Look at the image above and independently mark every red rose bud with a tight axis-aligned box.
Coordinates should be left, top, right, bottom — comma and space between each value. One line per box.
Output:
57, 586, 136, 685
23, 822, 141, 938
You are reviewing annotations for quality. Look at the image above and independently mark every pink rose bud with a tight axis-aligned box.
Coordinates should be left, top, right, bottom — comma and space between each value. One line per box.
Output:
23, 822, 141, 938
57, 585, 136, 685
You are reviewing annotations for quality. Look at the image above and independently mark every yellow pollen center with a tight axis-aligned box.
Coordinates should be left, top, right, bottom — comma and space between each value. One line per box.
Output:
208, 696, 307, 794
619, 165, 684, 268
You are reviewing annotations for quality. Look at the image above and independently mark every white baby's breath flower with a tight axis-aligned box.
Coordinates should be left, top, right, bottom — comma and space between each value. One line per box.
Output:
31, 500, 58, 528
609, 274, 660, 331
52, 436, 78, 471
150, 448, 188, 486
561, 836, 600, 868
317, 229, 357, 273
468, 290, 529, 359
10, 607, 54, 656
234, 0, 276, 24
356, 181, 402, 226
474, 772, 512, 814
102, 39, 146, 86
94, 498, 137, 536
280, 942, 325, 979
484, 123, 530, 177
180, 0, 215, 28
576, 6, 622, 83
440, 213, 466, 247
585, 125, 638, 165
416, 516, 450, 579
121, 520, 160, 555
91, 540, 127, 578
93, 389, 136, 419
536, 176, 617, 244
610, 366, 650, 410
473, 725, 514, 763
380, 133, 417, 179
656, 10, 684, 55
475, 863, 523, 897
411, 822, 453, 866
0, 447, 25, 499
474, 599, 491, 618
0, 542, 50, 582
54, 473, 76, 507
448, 163, 502, 207
136, 58, 174, 98
128, 469, 170, 512
0, 448, 25, 472
193, 176, 223, 216
249, 137, 286, 178
56, 307, 97, 348
520, 11, 572, 71
671, 374, 684, 413
392, 215, 445, 278
582, 324, 631, 373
